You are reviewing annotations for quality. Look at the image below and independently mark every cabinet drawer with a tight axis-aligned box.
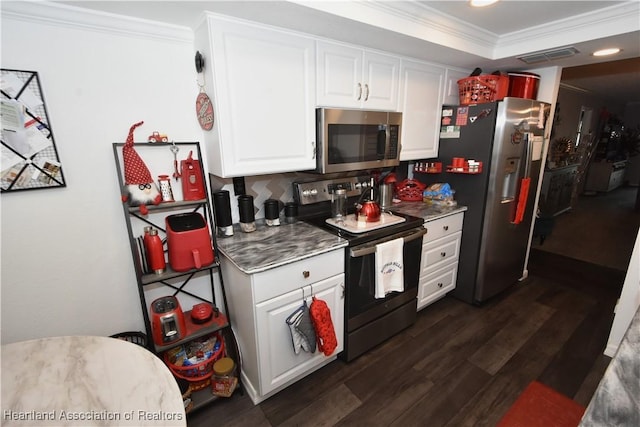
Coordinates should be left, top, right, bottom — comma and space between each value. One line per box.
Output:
420, 231, 461, 275
418, 262, 457, 310
424, 213, 463, 243
253, 249, 344, 303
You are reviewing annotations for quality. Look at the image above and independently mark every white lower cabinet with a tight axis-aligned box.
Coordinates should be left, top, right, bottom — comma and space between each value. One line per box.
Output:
418, 212, 464, 310
221, 249, 344, 404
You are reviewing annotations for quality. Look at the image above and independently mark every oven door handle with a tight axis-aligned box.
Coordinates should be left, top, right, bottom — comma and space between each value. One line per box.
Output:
349, 227, 427, 258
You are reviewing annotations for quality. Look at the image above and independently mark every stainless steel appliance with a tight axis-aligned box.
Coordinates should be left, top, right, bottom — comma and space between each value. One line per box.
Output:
315, 108, 402, 174
433, 98, 551, 304
294, 176, 425, 361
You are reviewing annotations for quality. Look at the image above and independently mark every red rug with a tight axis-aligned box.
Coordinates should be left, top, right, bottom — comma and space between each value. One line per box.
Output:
497, 381, 586, 427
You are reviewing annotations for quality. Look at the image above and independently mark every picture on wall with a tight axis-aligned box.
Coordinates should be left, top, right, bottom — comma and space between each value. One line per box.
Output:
1, 68, 66, 192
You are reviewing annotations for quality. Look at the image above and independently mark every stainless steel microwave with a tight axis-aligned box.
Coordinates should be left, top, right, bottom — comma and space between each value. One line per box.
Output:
315, 108, 402, 174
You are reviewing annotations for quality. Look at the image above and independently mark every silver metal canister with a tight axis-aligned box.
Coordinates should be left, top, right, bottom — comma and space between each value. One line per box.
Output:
379, 183, 393, 211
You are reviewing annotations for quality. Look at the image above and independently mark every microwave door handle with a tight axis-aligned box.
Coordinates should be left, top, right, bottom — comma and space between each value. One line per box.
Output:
377, 127, 386, 160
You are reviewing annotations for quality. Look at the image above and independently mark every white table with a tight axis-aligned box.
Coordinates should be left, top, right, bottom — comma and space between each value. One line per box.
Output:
1, 336, 186, 426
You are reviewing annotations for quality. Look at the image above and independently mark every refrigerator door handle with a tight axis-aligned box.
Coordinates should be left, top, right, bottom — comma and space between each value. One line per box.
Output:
523, 132, 532, 179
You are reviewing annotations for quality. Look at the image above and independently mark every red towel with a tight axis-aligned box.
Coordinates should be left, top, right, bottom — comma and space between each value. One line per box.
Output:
513, 177, 530, 224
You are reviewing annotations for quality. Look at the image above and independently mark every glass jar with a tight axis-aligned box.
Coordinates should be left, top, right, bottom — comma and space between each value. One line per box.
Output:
331, 189, 347, 223
211, 357, 237, 397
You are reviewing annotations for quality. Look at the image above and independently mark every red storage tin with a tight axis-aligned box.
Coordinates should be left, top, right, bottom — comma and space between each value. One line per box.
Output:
166, 212, 214, 272
508, 72, 540, 99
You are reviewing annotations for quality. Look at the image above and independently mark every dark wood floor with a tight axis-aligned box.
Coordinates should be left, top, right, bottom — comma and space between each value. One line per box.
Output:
189, 186, 637, 426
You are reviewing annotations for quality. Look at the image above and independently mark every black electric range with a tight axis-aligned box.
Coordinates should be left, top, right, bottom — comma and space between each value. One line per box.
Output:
293, 176, 426, 361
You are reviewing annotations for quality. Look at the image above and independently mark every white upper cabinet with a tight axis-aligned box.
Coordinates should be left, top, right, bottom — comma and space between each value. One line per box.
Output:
443, 67, 469, 106
195, 14, 317, 178
316, 41, 400, 110
398, 59, 445, 161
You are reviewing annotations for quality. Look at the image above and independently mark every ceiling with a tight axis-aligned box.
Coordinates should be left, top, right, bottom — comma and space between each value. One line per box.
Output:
50, 0, 640, 104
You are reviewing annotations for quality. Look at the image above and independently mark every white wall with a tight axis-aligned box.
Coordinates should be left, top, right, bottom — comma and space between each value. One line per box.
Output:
1, 3, 205, 344
605, 229, 640, 356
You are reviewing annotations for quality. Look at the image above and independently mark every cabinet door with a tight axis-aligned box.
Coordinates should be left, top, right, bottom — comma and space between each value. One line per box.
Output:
442, 68, 468, 105
362, 51, 400, 110
316, 41, 399, 110
316, 41, 362, 108
398, 59, 444, 160
201, 16, 316, 177
255, 274, 344, 396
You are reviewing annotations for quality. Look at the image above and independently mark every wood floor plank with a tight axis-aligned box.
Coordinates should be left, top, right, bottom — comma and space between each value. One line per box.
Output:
574, 353, 612, 406
467, 301, 555, 375
391, 360, 491, 426
278, 384, 361, 427
538, 306, 616, 398
344, 314, 459, 401
336, 370, 435, 426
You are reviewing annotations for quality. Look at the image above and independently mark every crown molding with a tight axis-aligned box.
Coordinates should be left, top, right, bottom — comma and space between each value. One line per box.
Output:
496, 1, 640, 58
288, 0, 497, 58
291, 0, 639, 61
1, 0, 194, 43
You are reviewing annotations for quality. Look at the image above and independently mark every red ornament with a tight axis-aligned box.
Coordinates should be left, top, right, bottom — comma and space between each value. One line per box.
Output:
196, 92, 214, 131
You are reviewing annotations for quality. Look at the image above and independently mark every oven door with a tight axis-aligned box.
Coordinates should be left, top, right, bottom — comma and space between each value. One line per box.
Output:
345, 226, 426, 333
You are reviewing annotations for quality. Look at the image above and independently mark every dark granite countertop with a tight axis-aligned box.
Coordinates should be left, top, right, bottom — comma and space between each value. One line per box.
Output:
216, 220, 348, 274
579, 306, 640, 426
217, 202, 465, 275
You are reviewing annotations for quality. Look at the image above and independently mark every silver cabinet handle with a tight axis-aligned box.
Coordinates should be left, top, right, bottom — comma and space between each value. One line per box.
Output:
440, 252, 446, 257
357, 83, 362, 100
438, 283, 444, 288
443, 225, 449, 231
364, 84, 370, 101
311, 141, 316, 159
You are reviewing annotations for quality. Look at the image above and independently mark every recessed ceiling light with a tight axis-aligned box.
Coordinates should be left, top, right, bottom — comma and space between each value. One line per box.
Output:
470, 0, 499, 7
593, 48, 621, 57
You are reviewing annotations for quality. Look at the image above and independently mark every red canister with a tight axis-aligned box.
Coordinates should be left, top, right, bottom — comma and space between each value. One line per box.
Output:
507, 72, 540, 100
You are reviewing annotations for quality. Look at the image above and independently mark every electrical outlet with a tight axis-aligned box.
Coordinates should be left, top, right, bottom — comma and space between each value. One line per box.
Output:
233, 177, 246, 196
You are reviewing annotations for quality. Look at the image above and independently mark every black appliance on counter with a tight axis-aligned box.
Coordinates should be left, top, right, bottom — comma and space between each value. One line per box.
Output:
294, 176, 425, 362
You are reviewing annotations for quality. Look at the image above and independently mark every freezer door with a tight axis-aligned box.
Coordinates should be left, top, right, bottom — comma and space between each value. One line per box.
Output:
475, 98, 548, 302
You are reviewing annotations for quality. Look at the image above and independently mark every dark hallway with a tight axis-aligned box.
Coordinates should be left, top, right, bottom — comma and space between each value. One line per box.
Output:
530, 185, 640, 272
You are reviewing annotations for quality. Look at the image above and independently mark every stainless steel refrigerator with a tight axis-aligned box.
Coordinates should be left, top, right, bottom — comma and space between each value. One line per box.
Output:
433, 97, 551, 304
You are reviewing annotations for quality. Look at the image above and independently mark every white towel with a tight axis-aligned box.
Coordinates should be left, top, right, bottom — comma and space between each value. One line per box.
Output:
374, 238, 404, 299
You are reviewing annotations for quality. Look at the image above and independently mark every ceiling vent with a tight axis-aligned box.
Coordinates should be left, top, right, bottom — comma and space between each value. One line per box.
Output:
517, 47, 580, 64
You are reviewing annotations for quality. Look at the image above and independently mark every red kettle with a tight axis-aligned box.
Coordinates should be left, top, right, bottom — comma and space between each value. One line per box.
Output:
355, 178, 381, 222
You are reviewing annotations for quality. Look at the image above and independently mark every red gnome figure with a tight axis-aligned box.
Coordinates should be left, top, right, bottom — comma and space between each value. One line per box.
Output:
121, 121, 162, 215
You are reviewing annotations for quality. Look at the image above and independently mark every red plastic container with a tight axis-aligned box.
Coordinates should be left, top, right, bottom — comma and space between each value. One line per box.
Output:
507, 72, 540, 99
457, 74, 509, 105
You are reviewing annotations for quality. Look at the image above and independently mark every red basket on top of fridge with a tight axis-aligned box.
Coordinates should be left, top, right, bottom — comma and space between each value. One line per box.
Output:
458, 74, 509, 105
